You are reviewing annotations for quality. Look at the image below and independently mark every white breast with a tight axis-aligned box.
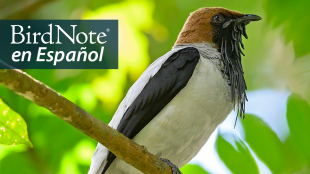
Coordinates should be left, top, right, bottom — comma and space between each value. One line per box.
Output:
108, 56, 234, 174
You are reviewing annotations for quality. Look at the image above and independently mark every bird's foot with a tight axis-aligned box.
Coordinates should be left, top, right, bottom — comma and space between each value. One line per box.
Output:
160, 158, 182, 174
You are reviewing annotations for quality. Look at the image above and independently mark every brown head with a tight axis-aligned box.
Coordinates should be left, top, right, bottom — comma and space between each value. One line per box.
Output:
174, 7, 261, 48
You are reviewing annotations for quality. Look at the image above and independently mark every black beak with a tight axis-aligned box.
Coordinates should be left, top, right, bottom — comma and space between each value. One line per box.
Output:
236, 14, 262, 24
222, 14, 262, 28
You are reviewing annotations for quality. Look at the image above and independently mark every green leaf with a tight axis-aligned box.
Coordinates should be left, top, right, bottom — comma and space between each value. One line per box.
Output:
287, 94, 310, 163
215, 132, 259, 174
240, 114, 285, 173
180, 164, 210, 174
264, 0, 310, 58
0, 98, 32, 147
281, 135, 305, 173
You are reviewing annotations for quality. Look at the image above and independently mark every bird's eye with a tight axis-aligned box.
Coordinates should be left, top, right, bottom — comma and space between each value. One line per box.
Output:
212, 14, 225, 24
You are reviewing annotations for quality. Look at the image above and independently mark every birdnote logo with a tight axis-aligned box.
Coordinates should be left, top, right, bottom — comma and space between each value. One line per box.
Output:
0, 20, 118, 69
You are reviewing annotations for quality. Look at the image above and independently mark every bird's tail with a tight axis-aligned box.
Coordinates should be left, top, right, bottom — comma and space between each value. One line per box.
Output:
88, 143, 109, 174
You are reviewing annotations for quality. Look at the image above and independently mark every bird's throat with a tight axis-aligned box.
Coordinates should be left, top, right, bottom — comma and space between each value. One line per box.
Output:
218, 21, 248, 124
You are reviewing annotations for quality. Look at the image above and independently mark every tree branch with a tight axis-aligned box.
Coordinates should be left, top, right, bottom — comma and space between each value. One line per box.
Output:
0, 69, 172, 174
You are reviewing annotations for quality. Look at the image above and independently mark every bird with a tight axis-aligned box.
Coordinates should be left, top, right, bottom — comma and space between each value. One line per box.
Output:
88, 7, 261, 174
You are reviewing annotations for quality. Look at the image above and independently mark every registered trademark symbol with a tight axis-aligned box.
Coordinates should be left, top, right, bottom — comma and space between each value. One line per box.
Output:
106, 28, 110, 32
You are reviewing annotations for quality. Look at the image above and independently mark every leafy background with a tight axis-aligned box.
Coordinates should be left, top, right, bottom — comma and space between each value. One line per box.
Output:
0, 0, 310, 173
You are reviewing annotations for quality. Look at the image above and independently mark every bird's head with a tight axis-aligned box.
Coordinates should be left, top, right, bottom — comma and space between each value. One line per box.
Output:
175, 7, 261, 122
175, 7, 261, 49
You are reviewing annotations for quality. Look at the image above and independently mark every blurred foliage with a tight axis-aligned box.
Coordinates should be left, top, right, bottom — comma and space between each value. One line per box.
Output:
216, 133, 259, 174
0, 0, 310, 174
240, 114, 285, 173
287, 94, 310, 166
180, 164, 210, 174
213, 99, 310, 174
264, 0, 310, 58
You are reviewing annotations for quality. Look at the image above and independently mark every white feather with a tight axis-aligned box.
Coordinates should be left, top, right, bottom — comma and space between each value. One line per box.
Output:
88, 43, 233, 174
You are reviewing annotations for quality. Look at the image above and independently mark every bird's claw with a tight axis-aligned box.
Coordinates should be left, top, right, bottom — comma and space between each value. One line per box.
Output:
160, 158, 182, 174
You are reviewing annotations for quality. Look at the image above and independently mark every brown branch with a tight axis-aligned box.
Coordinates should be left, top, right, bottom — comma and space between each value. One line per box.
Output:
0, 69, 172, 174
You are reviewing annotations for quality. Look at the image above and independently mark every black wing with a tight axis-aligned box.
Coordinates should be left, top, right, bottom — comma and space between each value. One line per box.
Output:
102, 47, 200, 174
